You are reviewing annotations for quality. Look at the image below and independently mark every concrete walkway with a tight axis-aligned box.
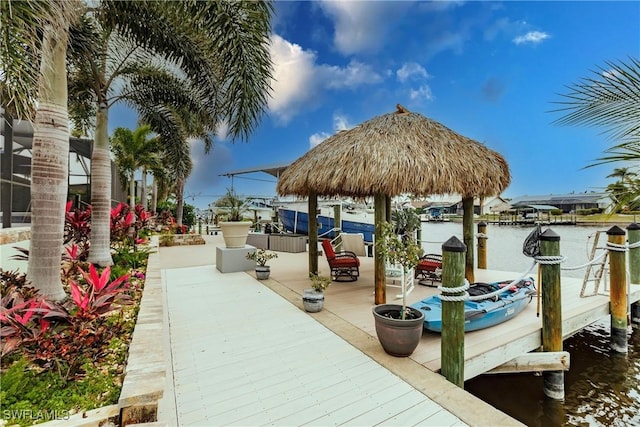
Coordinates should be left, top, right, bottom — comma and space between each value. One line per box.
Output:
156, 236, 520, 427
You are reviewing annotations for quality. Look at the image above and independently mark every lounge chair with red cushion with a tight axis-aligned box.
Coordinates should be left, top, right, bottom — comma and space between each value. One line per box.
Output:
415, 254, 443, 286
321, 239, 360, 282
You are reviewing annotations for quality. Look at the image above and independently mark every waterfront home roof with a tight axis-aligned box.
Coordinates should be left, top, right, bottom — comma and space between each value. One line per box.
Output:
509, 192, 609, 206
515, 204, 560, 211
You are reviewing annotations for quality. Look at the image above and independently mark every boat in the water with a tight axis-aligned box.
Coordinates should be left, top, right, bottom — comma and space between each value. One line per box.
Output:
410, 278, 536, 332
277, 201, 375, 242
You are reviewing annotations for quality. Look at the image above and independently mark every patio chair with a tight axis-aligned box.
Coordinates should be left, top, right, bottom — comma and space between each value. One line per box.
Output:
339, 232, 367, 257
415, 254, 443, 287
321, 239, 360, 282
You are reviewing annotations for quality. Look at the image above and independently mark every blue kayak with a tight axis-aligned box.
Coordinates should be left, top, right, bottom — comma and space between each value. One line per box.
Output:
410, 278, 536, 332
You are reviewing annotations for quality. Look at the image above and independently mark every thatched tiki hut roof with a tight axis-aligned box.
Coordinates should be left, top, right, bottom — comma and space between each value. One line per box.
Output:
277, 104, 511, 304
277, 104, 510, 198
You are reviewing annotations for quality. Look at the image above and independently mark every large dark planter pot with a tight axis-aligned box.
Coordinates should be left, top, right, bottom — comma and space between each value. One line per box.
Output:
255, 266, 270, 280
372, 304, 425, 357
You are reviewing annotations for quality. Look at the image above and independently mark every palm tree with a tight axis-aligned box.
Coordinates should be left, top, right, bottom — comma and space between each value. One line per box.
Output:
110, 125, 161, 211
67, 1, 273, 266
605, 167, 640, 212
1, 1, 83, 300
553, 57, 640, 211
553, 57, 640, 147
607, 167, 638, 183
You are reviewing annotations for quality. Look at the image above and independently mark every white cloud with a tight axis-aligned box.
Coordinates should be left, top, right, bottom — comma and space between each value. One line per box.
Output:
309, 113, 354, 149
321, 60, 383, 89
268, 35, 320, 124
268, 34, 384, 124
318, 0, 411, 55
397, 63, 430, 83
309, 132, 330, 148
333, 113, 352, 131
409, 85, 434, 101
215, 121, 229, 141
513, 31, 550, 45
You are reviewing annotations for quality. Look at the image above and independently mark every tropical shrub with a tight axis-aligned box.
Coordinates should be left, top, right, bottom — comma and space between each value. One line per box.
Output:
246, 249, 278, 266
310, 274, 332, 292
110, 202, 134, 244
64, 201, 91, 260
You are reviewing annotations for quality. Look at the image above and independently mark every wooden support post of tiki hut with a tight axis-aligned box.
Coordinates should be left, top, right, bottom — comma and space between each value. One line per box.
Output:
540, 229, 564, 400
385, 195, 392, 222
462, 196, 475, 283
333, 204, 341, 238
608, 225, 628, 353
477, 221, 487, 269
374, 193, 387, 304
308, 192, 318, 276
628, 223, 640, 326
440, 236, 466, 388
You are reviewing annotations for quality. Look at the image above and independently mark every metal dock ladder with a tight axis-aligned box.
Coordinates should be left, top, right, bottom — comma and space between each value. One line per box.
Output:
580, 230, 609, 297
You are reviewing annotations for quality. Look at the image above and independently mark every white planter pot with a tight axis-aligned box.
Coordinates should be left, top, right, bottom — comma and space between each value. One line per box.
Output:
219, 221, 252, 248
255, 265, 270, 280
302, 289, 324, 312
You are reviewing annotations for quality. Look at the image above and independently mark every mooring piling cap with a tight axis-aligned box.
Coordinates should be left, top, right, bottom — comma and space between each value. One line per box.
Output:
442, 235, 466, 252
540, 228, 560, 241
607, 225, 626, 235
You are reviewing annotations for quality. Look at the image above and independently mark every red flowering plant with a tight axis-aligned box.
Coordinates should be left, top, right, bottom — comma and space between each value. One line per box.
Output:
69, 264, 131, 318
1, 264, 134, 379
64, 200, 92, 260
110, 203, 134, 245
0, 281, 69, 358
134, 204, 153, 240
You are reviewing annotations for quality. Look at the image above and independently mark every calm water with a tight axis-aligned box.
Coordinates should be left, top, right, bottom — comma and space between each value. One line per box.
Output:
420, 221, 639, 426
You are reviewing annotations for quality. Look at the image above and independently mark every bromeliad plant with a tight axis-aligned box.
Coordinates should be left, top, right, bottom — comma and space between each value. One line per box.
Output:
69, 265, 130, 318
64, 201, 91, 260
246, 249, 278, 266
1, 264, 134, 380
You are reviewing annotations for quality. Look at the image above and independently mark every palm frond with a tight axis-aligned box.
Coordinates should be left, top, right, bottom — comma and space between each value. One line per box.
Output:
552, 57, 640, 143
1, 0, 83, 119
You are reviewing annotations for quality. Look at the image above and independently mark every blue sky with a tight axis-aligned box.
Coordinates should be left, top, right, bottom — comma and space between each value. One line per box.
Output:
110, 1, 640, 210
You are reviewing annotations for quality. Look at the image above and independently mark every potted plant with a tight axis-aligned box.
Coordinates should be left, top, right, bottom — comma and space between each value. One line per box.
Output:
246, 249, 278, 280
213, 189, 252, 248
302, 274, 332, 313
372, 209, 425, 357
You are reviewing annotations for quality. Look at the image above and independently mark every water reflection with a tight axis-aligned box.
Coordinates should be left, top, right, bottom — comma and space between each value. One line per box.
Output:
423, 222, 640, 425
420, 222, 611, 279
466, 323, 640, 426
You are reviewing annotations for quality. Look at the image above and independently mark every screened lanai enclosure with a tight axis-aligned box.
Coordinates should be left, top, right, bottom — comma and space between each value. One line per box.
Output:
1, 110, 127, 228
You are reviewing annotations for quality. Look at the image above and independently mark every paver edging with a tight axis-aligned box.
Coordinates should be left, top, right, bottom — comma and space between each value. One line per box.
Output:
117, 243, 165, 425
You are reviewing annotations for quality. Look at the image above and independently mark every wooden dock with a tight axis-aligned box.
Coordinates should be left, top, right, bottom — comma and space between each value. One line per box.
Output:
267, 250, 640, 382
488, 214, 577, 226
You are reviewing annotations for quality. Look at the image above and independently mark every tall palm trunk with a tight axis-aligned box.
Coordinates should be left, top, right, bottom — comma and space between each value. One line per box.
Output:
129, 171, 135, 211
175, 178, 185, 226
141, 168, 148, 210
28, 25, 70, 301
88, 103, 113, 266
151, 179, 158, 214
